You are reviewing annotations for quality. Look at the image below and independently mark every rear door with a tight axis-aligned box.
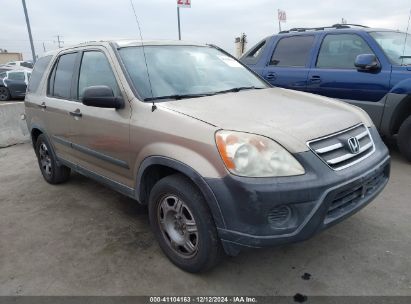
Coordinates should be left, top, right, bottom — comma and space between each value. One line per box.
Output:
69, 48, 132, 187
44, 51, 80, 163
307, 33, 391, 124
262, 35, 316, 91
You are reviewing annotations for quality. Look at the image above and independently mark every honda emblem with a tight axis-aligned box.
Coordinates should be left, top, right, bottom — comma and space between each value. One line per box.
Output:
348, 137, 360, 154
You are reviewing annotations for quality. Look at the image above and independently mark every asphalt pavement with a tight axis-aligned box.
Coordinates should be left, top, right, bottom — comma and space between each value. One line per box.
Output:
0, 143, 410, 296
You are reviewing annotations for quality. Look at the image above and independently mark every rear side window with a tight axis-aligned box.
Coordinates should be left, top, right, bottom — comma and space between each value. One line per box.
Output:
8, 72, 25, 81
270, 36, 315, 67
49, 53, 77, 99
78, 51, 120, 99
27, 55, 52, 93
316, 34, 374, 69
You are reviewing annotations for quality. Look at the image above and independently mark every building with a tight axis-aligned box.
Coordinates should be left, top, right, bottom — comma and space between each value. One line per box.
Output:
0, 50, 23, 64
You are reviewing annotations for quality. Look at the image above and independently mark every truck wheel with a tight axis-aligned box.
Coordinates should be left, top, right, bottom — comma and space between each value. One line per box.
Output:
398, 116, 411, 162
0, 87, 10, 101
35, 134, 71, 184
149, 174, 224, 273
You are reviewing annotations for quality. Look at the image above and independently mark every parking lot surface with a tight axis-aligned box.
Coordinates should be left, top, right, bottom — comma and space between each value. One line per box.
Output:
0, 143, 410, 296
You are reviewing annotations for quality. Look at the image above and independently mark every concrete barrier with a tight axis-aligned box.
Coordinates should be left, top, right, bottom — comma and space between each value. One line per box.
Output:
0, 102, 30, 148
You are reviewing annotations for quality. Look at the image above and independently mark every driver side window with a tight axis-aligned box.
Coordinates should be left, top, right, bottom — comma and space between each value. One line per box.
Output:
317, 34, 374, 69
78, 51, 120, 99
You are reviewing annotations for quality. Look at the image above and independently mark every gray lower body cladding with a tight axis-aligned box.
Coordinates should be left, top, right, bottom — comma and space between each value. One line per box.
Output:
206, 127, 390, 255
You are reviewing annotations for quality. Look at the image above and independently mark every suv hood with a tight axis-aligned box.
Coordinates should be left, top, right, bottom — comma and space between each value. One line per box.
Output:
159, 88, 372, 153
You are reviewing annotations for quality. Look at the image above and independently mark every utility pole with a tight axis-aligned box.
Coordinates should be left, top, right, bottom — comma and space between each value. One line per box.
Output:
54, 35, 64, 48
21, 0, 37, 63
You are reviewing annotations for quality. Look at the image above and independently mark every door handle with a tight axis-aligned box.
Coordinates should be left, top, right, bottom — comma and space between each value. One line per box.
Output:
265, 72, 277, 80
310, 75, 321, 84
69, 109, 82, 118
38, 102, 46, 109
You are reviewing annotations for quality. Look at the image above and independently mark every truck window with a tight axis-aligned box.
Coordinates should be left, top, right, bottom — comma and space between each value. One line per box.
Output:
28, 55, 52, 93
270, 35, 315, 67
317, 34, 374, 69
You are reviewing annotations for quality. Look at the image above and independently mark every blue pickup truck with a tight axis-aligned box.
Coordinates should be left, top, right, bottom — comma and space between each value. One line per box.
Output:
241, 24, 411, 161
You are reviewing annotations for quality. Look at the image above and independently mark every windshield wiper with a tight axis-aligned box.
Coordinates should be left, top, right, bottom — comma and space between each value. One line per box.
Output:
144, 87, 265, 101
211, 86, 265, 95
144, 93, 213, 102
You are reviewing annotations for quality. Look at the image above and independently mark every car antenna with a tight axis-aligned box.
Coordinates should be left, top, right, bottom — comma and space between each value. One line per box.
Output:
401, 9, 411, 66
129, 0, 156, 112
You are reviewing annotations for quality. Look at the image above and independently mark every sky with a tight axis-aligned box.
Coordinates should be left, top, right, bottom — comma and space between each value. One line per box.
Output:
1, 0, 411, 61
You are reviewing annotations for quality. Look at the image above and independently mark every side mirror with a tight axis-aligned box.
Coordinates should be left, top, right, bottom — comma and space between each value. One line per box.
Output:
355, 54, 380, 71
81, 86, 124, 109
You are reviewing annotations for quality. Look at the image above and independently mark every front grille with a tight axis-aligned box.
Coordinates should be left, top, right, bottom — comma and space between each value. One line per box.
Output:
308, 124, 375, 170
325, 167, 388, 223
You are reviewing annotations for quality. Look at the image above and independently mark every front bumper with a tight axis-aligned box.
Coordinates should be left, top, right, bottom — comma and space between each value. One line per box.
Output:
206, 127, 390, 255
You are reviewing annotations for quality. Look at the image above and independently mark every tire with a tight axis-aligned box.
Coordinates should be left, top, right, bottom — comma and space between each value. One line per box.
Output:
149, 174, 224, 273
35, 134, 71, 184
0, 87, 10, 101
398, 116, 411, 162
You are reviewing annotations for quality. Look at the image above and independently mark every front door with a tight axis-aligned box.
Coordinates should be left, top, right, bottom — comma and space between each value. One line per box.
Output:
307, 33, 391, 125
69, 48, 133, 187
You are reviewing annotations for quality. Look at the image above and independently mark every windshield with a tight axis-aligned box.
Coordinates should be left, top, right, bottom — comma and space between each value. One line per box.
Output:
118, 45, 268, 100
370, 31, 411, 65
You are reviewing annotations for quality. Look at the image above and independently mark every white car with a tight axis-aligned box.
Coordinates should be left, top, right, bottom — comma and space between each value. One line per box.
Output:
1, 60, 33, 69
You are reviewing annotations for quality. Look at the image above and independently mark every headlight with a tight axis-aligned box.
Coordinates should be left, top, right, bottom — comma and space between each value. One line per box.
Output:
215, 130, 305, 177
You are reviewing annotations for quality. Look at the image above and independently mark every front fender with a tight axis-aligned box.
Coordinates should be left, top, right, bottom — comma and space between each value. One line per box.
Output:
389, 78, 411, 95
135, 155, 226, 229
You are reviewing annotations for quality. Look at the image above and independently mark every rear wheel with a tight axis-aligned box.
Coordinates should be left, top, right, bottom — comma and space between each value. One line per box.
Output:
398, 116, 411, 162
149, 174, 224, 272
0, 87, 10, 101
35, 134, 71, 184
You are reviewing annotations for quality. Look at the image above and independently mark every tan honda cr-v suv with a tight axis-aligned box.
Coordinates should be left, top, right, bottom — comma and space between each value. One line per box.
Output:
25, 40, 390, 272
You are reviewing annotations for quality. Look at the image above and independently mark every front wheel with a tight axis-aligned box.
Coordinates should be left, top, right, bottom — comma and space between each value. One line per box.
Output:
149, 174, 224, 273
398, 116, 411, 162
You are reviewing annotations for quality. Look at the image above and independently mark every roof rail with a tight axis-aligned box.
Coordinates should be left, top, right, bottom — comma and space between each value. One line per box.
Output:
279, 24, 369, 34
332, 23, 369, 28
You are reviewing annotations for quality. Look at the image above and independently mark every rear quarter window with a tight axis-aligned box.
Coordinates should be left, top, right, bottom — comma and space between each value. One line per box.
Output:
241, 39, 267, 65
27, 55, 53, 93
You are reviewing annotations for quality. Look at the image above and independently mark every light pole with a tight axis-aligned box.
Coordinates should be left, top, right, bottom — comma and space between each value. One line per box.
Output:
177, 7, 181, 40
21, 0, 36, 62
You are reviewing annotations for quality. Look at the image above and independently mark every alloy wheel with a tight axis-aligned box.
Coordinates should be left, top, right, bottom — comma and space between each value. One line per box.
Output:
39, 143, 52, 176
157, 195, 199, 259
